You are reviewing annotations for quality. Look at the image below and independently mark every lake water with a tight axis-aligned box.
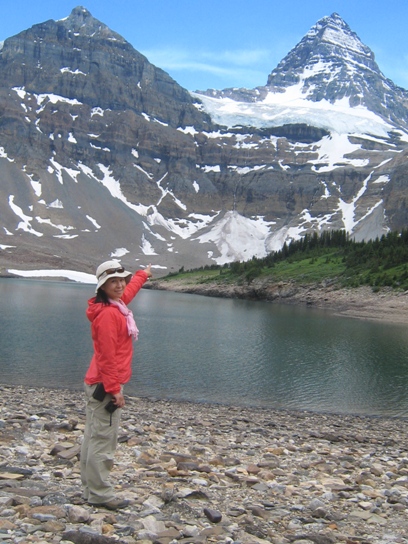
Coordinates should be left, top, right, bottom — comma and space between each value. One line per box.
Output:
1, 278, 408, 417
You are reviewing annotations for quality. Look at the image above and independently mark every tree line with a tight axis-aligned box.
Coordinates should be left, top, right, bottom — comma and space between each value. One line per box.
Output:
182, 229, 408, 290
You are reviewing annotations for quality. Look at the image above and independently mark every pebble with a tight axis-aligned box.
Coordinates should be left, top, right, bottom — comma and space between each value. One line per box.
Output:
0, 385, 408, 544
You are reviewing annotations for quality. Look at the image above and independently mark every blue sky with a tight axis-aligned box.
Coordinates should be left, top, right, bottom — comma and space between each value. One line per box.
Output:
0, 0, 407, 92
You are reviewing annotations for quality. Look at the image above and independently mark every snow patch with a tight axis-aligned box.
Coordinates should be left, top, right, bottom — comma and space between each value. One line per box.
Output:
0, 147, 14, 162
134, 163, 153, 179
203, 165, 221, 173
311, 134, 369, 172
337, 172, 377, 231
194, 211, 275, 265
8, 269, 95, 283
48, 200, 63, 209
111, 248, 129, 258
8, 195, 43, 237
192, 87, 394, 138
91, 107, 105, 117
178, 126, 198, 136
30, 179, 42, 197
140, 235, 158, 255
49, 159, 81, 184
86, 215, 101, 229
36, 217, 75, 235
60, 67, 86, 76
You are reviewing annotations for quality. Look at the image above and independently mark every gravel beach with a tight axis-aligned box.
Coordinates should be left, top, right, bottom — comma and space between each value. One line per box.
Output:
1, 384, 408, 544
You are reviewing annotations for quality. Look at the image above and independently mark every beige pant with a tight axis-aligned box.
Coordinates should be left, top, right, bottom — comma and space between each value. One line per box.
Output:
80, 383, 122, 504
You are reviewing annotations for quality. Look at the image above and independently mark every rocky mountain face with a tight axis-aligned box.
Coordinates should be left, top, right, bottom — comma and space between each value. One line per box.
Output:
0, 7, 407, 277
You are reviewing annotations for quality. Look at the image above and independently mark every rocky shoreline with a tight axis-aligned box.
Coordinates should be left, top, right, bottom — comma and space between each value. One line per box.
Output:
1, 385, 408, 544
146, 279, 408, 325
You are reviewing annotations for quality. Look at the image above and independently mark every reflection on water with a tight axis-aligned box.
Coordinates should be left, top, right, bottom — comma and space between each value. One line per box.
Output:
1, 278, 408, 417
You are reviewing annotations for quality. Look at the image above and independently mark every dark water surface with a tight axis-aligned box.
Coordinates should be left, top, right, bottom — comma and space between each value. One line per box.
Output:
1, 278, 408, 417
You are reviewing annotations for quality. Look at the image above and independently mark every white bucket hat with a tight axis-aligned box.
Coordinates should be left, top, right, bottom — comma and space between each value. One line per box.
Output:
95, 260, 132, 292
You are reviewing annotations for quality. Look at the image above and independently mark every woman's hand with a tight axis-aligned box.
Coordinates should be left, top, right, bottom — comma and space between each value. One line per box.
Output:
144, 263, 153, 278
112, 392, 125, 408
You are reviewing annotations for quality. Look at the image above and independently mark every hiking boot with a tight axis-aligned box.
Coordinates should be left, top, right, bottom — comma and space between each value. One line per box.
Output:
88, 498, 130, 510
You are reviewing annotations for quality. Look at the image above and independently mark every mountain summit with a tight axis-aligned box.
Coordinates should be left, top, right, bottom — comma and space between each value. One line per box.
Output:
197, 13, 408, 134
1, 6, 211, 129
0, 9, 407, 276
265, 13, 408, 128
267, 12, 377, 94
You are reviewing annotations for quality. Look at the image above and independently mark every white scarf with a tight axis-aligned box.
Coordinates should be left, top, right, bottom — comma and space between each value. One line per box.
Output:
109, 299, 139, 340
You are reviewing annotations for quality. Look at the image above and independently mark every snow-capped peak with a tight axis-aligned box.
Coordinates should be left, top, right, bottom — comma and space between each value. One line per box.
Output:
304, 12, 373, 59
195, 12, 408, 134
266, 12, 378, 94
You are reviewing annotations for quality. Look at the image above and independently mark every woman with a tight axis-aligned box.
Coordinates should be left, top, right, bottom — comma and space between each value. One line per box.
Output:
80, 260, 152, 510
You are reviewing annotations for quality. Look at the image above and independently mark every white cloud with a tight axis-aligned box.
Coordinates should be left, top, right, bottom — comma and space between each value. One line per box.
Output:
140, 46, 272, 89
143, 46, 270, 67
201, 48, 271, 66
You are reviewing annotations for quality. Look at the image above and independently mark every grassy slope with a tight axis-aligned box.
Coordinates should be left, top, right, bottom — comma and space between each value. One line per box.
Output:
155, 234, 408, 293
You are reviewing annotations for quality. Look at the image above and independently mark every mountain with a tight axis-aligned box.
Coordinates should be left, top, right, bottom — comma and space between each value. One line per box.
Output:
196, 13, 408, 135
0, 8, 407, 278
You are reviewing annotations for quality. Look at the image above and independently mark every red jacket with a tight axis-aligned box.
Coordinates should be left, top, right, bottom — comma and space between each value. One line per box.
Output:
84, 270, 149, 394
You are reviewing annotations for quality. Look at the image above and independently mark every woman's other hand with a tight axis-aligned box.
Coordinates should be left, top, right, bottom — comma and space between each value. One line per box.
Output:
112, 392, 125, 408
